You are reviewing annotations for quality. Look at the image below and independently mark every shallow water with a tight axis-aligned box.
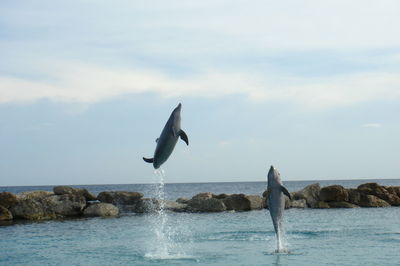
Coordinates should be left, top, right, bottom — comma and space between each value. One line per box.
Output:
1, 180, 400, 265
1, 208, 400, 265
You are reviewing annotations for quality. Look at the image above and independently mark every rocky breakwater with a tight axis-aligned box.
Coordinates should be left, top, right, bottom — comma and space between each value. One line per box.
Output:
1, 182, 399, 224
262, 182, 400, 209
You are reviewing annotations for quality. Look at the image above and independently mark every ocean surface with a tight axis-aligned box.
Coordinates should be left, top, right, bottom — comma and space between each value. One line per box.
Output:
1, 179, 400, 265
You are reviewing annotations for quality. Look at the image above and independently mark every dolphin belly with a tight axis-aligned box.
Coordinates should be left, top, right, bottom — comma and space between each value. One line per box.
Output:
268, 190, 284, 235
153, 135, 178, 168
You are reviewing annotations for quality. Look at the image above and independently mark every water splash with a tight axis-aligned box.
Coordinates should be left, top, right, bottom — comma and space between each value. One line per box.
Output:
145, 168, 193, 260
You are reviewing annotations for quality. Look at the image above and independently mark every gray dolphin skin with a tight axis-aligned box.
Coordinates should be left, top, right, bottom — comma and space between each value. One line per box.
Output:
143, 103, 189, 169
267, 165, 291, 252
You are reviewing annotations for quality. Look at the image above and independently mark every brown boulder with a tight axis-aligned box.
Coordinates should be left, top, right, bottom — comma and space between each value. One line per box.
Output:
11, 198, 56, 220
43, 194, 86, 217
17, 191, 53, 200
213, 193, 229, 200
0, 192, 18, 209
319, 185, 348, 202
187, 198, 226, 212
358, 194, 390, 207
83, 203, 119, 217
54, 186, 97, 201
134, 198, 161, 213
292, 183, 321, 208
358, 183, 400, 206
97, 191, 143, 205
223, 194, 251, 211
0, 206, 13, 221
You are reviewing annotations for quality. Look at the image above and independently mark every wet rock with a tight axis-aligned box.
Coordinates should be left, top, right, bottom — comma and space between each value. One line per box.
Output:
187, 198, 226, 212
83, 203, 119, 217
0, 192, 18, 209
358, 194, 390, 207
319, 185, 349, 202
54, 186, 96, 201
0, 206, 13, 221
315, 201, 330, 209
17, 191, 53, 200
192, 192, 214, 200
176, 197, 190, 204
328, 201, 360, 208
134, 198, 161, 213
292, 183, 321, 208
164, 200, 187, 212
357, 183, 400, 206
97, 191, 143, 205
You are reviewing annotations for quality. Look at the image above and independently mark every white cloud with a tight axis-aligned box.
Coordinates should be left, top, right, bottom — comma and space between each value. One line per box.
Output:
362, 123, 382, 128
1, 62, 400, 109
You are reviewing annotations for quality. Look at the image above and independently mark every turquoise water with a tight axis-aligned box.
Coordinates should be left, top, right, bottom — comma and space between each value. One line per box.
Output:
1, 180, 400, 265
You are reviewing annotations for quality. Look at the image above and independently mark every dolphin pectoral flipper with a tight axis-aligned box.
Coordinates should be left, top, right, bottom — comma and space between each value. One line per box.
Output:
280, 186, 292, 200
143, 157, 154, 163
155, 138, 159, 143
179, 130, 189, 145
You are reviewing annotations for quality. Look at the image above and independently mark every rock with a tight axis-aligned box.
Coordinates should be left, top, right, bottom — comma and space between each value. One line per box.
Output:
176, 197, 190, 204
17, 191, 53, 200
0, 206, 13, 221
134, 198, 161, 213
289, 199, 307, 208
328, 201, 360, 208
83, 203, 119, 217
358, 194, 390, 207
97, 191, 143, 205
223, 194, 251, 211
315, 201, 330, 209
386, 186, 400, 198
54, 186, 96, 201
0, 192, 18, 209
187, 198, 226, 212
43, 194, 87, 217
358, 183, 400, 206
192, 192, 214, 200
319, 185, 349, 202
292, 183, 321, 208
164, 200, 187, 212
213, 193, 229, 199
347, 189, 362, 205
246, 195, 264, 210
11, 199, 56, 220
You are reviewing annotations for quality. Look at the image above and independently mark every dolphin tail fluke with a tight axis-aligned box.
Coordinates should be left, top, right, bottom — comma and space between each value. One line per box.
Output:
281, 186, 292, 200
179, 130, 189, 145
143, 157, 154, 163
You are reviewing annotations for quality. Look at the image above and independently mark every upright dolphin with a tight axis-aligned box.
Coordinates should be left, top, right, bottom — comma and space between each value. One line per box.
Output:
267, 165, 291, 252
143, 103, 189, 169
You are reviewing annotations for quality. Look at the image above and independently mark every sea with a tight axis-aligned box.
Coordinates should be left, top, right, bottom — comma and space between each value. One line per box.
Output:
1, 179, 400, 265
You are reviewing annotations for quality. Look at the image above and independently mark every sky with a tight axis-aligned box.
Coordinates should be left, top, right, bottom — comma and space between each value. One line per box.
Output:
1, 0, 400, 186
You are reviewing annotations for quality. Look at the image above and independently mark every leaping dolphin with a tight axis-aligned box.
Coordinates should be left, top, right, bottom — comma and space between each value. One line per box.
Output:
267, 165, 291, 252
143, 103, 189, 169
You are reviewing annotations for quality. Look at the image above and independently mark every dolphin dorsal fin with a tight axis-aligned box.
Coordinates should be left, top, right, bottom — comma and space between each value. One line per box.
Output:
143, 157, 154, 163
179, 130, 189, 145
280, 185, 292, 200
